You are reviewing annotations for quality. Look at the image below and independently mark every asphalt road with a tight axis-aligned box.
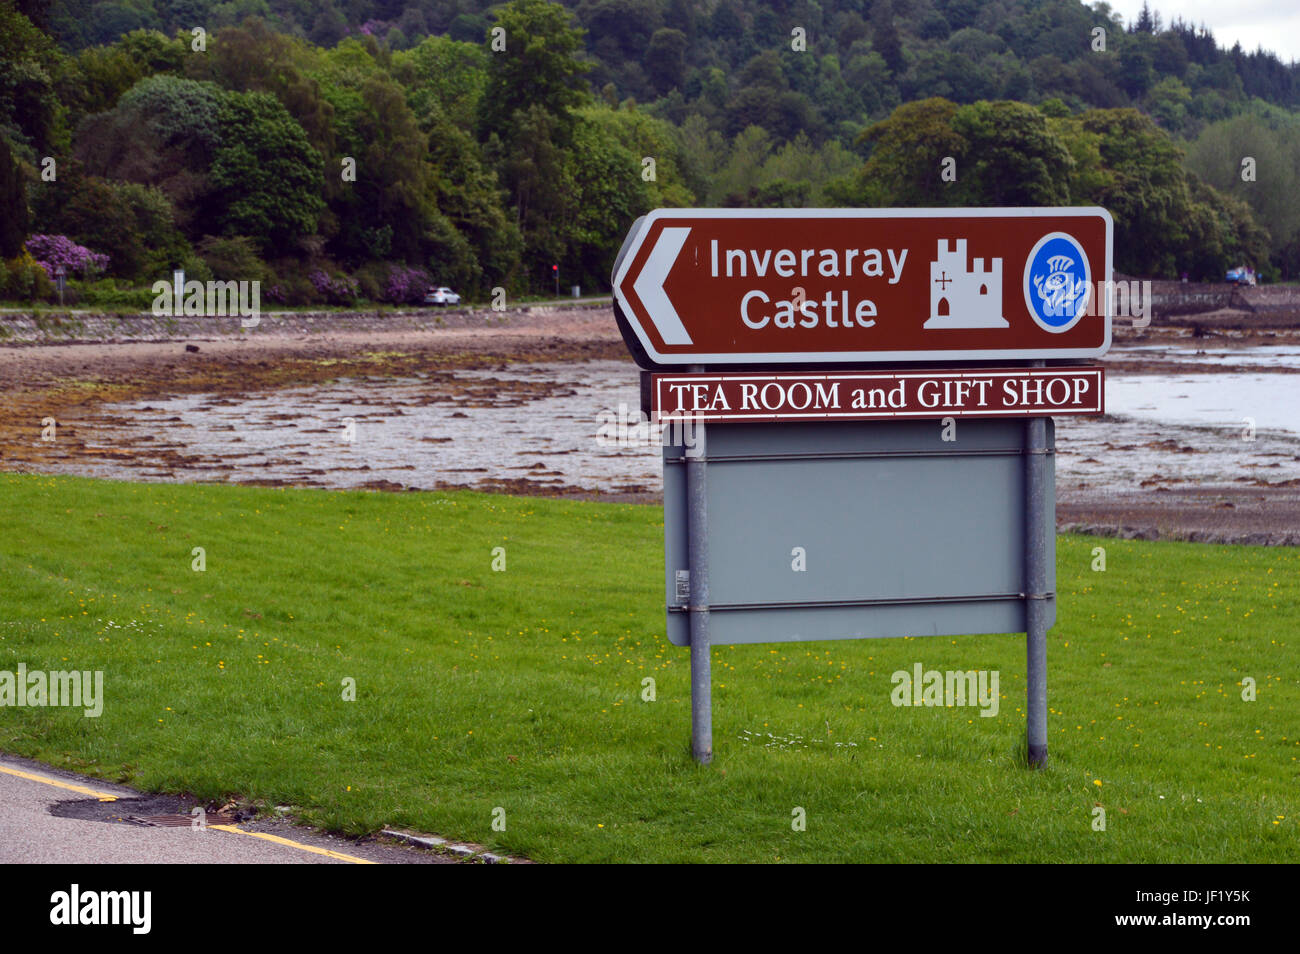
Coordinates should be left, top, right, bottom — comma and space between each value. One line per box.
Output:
0, 753, 451, 864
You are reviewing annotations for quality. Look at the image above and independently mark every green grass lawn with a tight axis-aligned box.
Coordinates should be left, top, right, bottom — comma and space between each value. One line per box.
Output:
1, 473, 1295, 862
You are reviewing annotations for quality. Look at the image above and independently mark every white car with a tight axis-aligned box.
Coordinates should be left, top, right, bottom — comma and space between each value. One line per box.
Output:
424, 286, 461, 305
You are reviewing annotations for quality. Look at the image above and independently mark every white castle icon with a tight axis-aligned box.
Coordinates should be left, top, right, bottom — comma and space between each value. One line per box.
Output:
924, 238, 1008, 329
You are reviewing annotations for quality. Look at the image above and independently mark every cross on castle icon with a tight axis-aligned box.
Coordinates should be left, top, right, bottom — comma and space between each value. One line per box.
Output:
923, 239, 1009, 329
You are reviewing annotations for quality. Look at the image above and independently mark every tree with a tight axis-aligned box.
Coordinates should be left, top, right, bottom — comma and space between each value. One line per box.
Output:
856, 98, 966, 205
1044, 112, 1116, 203
115, 28, 187, 76
646, 28, 688, 95
425, 118, 522, 289
335, 73, 438, 263
31, 164, 190, 278
759, 134, 860, 206
0, 135, 27, 258
739, 51, 786, 91
578, 0, 663, 61
74, 76, 226, 235
1077, 108, 1202, 275
476, 0, 595, 290
209, 92, 324, 251
24, 0, 1299, 292
920, 12, 951, 41
488, 104, 574, 281
190, 19, 337, 162
580, 105, 694, 208
84, 3, 158, 46
565, 114, 653, 288
949, 100, 1073, 205
871, 0, 906, 75
1182, 174, 1271, 279
0, 2, 67, 155
1144, 77, 1192, 133
1133, 2, 1157, 35
1185, 114, 1300, 272
902, 49, 995, 103
1117, 34, 1156, 98
856, 98, 1073, 207
62, 29, 189, 125
676, 113, 727, 199
392, 35, 488, 131
477, 0, 591, 144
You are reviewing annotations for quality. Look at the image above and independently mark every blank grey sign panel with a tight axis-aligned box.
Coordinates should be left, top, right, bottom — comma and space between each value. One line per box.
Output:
663, 418, 1054, 646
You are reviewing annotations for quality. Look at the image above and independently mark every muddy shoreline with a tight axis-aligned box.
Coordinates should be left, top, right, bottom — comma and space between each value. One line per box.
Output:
2, 304, 1298, 544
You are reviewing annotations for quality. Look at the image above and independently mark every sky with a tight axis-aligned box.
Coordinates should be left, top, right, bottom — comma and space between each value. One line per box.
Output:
1099, 1, 1300, 63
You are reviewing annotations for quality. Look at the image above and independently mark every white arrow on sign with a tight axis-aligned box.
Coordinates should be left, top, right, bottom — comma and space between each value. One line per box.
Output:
631, 226, 693, 345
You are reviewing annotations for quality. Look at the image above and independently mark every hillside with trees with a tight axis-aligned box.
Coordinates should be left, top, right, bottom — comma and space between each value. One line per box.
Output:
2, 0, 1298, 306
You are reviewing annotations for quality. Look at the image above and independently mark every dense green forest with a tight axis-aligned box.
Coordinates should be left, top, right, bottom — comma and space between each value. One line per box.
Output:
2, 0, 1299, 306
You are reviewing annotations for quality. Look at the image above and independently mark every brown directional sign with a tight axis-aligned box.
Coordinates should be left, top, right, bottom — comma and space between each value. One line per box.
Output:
612, 208, 1113, 367
651, 367, 1104, 423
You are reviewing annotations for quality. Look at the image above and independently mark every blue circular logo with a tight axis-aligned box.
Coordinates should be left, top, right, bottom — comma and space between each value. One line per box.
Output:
1023, 232, 1091, 333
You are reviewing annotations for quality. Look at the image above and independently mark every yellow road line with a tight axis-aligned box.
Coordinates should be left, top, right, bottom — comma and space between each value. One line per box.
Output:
1, 763, 373, 862
0, 764, 118, 801
208, 824, 376, 864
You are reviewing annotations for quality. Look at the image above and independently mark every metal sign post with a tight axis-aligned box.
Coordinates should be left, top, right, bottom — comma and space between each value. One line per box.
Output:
1025, 411, 1050, 768
1025, 360, 1051, 767
685, 384, 711, 764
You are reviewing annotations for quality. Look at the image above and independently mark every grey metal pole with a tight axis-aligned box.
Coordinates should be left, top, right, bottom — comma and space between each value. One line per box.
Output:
685, 368, 712, 764
1025, 363, 1049, 769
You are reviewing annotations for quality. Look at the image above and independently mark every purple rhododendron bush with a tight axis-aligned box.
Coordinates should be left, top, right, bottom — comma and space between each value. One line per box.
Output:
26, 234, 111, 279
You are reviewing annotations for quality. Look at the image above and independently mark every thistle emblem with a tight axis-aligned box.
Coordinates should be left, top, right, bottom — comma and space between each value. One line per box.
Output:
1033, 254, 1088, 317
